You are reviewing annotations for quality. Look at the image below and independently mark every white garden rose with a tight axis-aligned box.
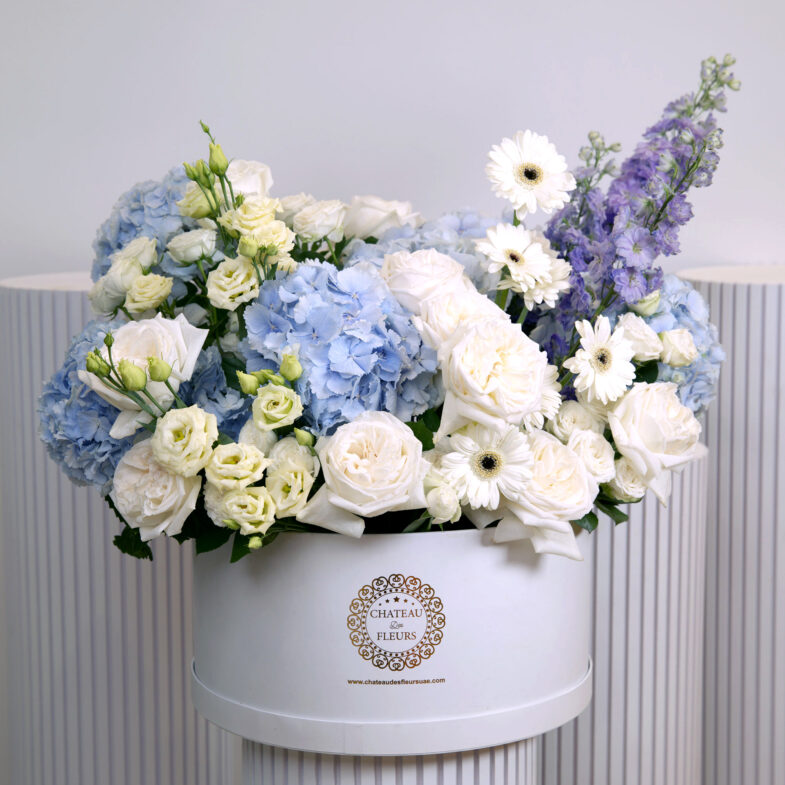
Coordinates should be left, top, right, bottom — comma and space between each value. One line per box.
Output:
567, 429, 615, 483
603, 456, 647, 503
221, 486, 277, 536
238, 417, 278, 455
265, 436, 320, 516
616, 312, 663, 362
343, 195, 421, 239
77, 313, 208, 438
205, 442, 270, 491
151, 405, 218, 477
226, 159, 273, 197
166, 229, 217, 264
659, 329, 699, 367
292, 199, 347, 243
546, 399, 604, 442
296, 411, 428, 536
252, 384, 303, 431
125, 273, 173, 314
218, 196, 280, 238
111, 440, 201, 541
206, 256, 259, 311
380, 249, 465, 314
608, 382, 702, 503
277, 193, 316, 224
177, 181, 213, 219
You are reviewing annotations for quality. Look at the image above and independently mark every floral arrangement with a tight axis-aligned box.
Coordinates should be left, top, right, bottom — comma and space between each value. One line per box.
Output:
39, 56, 737, 562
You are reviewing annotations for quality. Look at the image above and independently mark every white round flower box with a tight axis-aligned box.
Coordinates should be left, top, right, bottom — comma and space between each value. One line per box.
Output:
192, 527, 593, 758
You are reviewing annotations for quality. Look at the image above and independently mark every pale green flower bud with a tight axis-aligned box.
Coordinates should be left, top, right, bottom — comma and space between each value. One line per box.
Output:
247, 535, 263, 550
86, 350, 111, 378
251, 369, 285, 386
208, 143, 229, 176
223, 519, 241, 531
147, 356, 172, 382
237, 235, 260, 258
630, 290, 661, 317
103, 332, 114, 348
237, 370, 261, 395
279, 353, 303, 382
195, 160, 215, 187
118, 359, 147, 391
293, 428, 314, 447
183, 161, 199, 181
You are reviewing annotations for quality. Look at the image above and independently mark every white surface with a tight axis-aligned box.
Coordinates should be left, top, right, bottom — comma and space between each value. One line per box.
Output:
681, 263, 785, 284
192, 529, 593, 756
0, 0, 780, 280
0, 271, 92, 291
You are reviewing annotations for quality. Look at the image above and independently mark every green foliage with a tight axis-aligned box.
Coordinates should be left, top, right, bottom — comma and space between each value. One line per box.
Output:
106, 495, 154, 560
572, 511, 599, 533
595, 497, 630, 525
635, 360, 660, 384
230, 530, 279, 562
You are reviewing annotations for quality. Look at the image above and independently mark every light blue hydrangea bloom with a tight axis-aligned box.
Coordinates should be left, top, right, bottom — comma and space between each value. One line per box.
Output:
345, 210, 499, 292
645, 274, 724, 414
179, 346, 251, 440
91, 166, 193, 280
38, 320, 134, 493
243, 261, 439, 434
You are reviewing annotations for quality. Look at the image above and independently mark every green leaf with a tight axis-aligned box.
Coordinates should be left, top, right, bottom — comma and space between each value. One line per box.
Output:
406, 420, 434, 451
635, 360, 660, 384
596, 500, 629, 525
403, 513, 431, 533
572, 511, 599, 533
421, 407, 441, 433
113, 525, 154, 560
230, 532, 252, 562
195, 526, 233, 554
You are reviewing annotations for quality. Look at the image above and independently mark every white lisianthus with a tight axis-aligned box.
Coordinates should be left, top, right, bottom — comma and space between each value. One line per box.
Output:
567, 429, 616, 483
436, 316, 558, 440
226, 159, 273, 198
166, 229, 217, 264
252, 219, 295, 254
218, 196, 280, 238
381, 249, 465, 314
343, 195, 421, 239
296, 411, 428, 537
112, 236, 158, 270
292, 199, 347, 243
546, 399, 605, 443
277, 193, 316, 224
151, 405, 218, 477
659, 329, 699, 367
77, 314, 207, 438
221, 486, 277, 536
252, 384, 303, 431
603, 456, 647, 503
616, 312, 663, 362
608, 382, 703, 504
205, 442, 270, 491
177, 182, 213, 219
111, 440, 201, 541
630, 290, 661, 316
206, 256, 259, 311
89, 236, 158, 315
265, 436, 320, 517
238, 416, 278, 455
426, 486, 461, 525
125, 273, 173, 314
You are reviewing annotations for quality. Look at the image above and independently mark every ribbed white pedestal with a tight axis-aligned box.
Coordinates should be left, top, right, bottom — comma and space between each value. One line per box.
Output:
683, 264, 785, 785
540, 452, 708, 785
241, 738, 538, 784
0, 274, 240, 785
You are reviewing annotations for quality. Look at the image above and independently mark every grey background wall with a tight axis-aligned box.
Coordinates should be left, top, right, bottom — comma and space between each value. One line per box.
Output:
0, 0, 780, 277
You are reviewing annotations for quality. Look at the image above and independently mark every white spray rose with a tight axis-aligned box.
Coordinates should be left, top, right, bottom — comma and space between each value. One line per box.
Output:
603, 457, 647, 503
426, 486, 462, 525
177, 182, 213, 219
575, 387, 612, 424
111, 440, 201, 541
608, 382, 702, 503
278, 193, 316, 224
166, 229, 217, 264
292, 200, 347, 243
567, 429, 616, 483
546, 399, 605, 443
659, 329, 699, 367
151, 405, 218, 477
205, 442, 270, 491
218, 196, 280, 238
113, 236, 158, 270
265, 436, 320, 517
77, 314, 207, 438
206, 256, 259, 311
296, 411, 428, 537
616, 312, 664, 362
343, 195, 421, 239
252, 384, 303, 431
238, 417, 278, 455
630, 290, 661, 316
125, 273, 173, 314
226, 159, 273, 198
89, 236, 158, 314
381, 249, 465, 313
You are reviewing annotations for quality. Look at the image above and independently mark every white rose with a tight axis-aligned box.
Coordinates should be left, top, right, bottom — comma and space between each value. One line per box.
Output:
252, 384, 303, 430
630, 289, 661, 316
608, 382, 702, 503
546, 399, 604, 442
278, 193, 316, 224
111, 440, 201, 541
436, 317, 557, 440
226, 159, 273, 198
238, 416, 278, 455
151, 405, 218, 477
112, 236, 158, 270
218, 196, 280, 238
205, 442, 269, 491
177, 182, 213, 219
576, 387, 611, 423
89, 237, 158, 314
567, 429, 615, 483
659, 329, 699, 367
221, 486, 277, 536
604, 457, 647, 503
426, 486, 461, 525
296, 411, 428, 537
77, 313, 207, 438
265, 437, 320, 516
166, 229, 217, 264
125, 273, 173, 314
343, 195, 421, 239
88, 277, 125, 316
616, 312, 663, 362
292, 200, 347, 243
206, 256, 259, 311
380, 249, 465, 313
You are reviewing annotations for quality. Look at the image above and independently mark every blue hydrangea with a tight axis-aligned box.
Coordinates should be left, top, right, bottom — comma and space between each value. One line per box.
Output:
243, 261, 439, 434
38, 320, 134, 493
92, 166, 193, 280
345, 210, 499, 292
645, 274, 724, 414
179, 346, 251, 440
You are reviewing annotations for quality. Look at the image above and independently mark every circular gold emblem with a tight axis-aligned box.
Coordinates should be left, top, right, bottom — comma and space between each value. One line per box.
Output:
347, 574, 446, 670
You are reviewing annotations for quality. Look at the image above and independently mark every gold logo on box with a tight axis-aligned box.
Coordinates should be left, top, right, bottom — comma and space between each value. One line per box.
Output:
347, 574, 446, 670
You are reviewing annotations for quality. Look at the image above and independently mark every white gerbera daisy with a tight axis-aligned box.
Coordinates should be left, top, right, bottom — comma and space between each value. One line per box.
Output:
486, 130, 576, 217
523, 251, 572, 310
440, 424, 534, 510
563, 316, 635, 405
523, 364, 562, 431
476, 223, 552, 291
